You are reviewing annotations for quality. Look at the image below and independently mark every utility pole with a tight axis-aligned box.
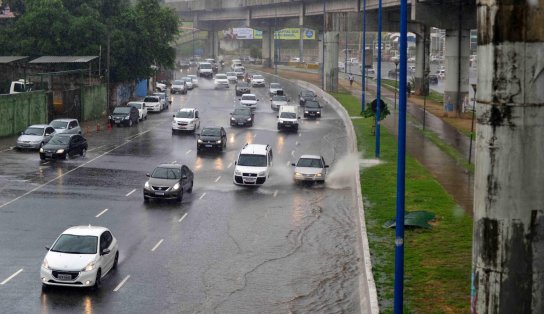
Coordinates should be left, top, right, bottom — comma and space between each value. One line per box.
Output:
471, 1, 544, 313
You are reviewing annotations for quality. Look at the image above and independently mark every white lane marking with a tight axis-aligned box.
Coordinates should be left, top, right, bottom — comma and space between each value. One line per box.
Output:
299, 133, 302, 137
172, 160, 177, 164
125, 189, 136, 197
95, 208, 109, 218
199, 192, 206, 200
42, 161, 49, 165
151, 239, 164, 252
291, 150, 295, 157
178, 213, 188, 223
273, 190, 278, 198
113, 275, 131, 292
253, 134, 257, 138
214, 176, 221, 182
227, 162, 233, 169
286, 161, 291, 166
0, 269, 23, 285
0, 129, 152, 210
295, 141, 299, 145
186, 150, 192, 154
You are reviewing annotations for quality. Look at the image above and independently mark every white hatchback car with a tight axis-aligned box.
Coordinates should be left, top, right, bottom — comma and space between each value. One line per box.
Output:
292, 155, 329, 183
40, 225, 119, 290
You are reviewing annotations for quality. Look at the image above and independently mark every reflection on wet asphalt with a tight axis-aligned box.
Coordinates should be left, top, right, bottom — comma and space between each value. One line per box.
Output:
0, 70, 366, 313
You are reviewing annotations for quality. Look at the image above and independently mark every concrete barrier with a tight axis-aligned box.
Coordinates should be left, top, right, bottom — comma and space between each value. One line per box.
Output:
0, 92, 48, 137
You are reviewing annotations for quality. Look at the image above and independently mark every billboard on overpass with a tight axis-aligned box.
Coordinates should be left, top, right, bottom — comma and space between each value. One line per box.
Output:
224, 28, 316, 40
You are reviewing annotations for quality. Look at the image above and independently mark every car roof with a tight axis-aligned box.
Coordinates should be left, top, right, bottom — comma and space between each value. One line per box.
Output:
27, 124, 50, 128
179, 108, 196, 112
242, 93, 256, 97
63, 225, 109, 237
144, 95, 159, 99
299, 154, 322, 160
202, 126, 223, 130
53, 133, 76, 138
51, 118, 76, 122
240, 144, 269, 155
156, 164, 182, 169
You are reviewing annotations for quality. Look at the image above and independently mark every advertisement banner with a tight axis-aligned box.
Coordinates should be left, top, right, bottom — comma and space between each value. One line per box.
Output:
225, 28, 316, 40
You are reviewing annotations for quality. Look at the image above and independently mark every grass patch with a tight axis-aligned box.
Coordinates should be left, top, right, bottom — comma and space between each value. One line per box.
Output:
333, 93, 472, 313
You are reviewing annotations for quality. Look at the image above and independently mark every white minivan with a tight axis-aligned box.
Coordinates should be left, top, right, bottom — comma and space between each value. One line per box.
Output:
233, 144, 273, 186
277, 105, 300, 132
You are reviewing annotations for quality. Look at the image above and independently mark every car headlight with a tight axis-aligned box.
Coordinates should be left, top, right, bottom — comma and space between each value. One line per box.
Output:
144, 181, 150, 189
56, 149, 64, 154
257, 171, 266, 176
295, 172, 303, 177
316, 173, 322, 177
234, 170, 242, 176
83, 260, 96, 272
172, 183, 180, 191
216, 140, 222, 144
124, 116, 130, 120
247, 117, 252, 121
42, 258, 50, 270
108, 115, 112, 120
40, 148, 44, 153
231, 117, 235, 121
305, 111, 309, 114
197, 139, 203, 143
316, 111, 321, 114
188, 120, 194, 124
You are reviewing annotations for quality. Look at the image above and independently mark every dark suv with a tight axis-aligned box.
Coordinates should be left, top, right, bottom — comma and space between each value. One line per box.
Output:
299, 90, 317, 106
196, 127, 227, 152
40, 134, 88, 160
230, 107, 254, 127
109, 106, 139, 127
304, 100, 322, 118
235, 82, 251, 96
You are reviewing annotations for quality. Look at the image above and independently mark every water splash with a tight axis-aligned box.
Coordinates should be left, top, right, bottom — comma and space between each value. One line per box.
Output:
326, 152, 361, 189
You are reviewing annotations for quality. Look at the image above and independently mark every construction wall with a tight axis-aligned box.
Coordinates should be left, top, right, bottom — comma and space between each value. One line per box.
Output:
82, 84, 106, 121
0, 92, 48, 137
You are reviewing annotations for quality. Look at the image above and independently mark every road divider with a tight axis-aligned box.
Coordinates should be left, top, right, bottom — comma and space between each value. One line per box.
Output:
0, 269, 23, 285
113, 275, 130, 292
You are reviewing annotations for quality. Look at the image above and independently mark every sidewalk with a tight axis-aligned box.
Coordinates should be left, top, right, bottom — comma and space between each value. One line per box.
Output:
251, 64, 474, 214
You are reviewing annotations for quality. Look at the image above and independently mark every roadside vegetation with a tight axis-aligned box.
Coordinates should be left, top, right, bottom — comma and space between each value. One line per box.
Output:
334, 92, 473, 313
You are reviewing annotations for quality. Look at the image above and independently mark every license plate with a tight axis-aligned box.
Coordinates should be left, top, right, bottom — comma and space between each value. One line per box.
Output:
46, 153, 52, 157
238, 123, 244, 126
155, 192, 165, 196
245, 177, 256, 182
57, 274, 71, 280
285, 124, 292, 127
115, 121, 120, 124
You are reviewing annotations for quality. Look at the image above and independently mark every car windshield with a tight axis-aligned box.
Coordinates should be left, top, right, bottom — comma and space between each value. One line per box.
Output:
23, 127, 44, 135
188, 75, 196, 79
129, 103, 142, 109
227, 72, 236, 76
182, 78, 191, 82
51, 234, 98, 254
113, 107, 131, 114
297, 158, 323, 168
253, 75, 263, 79
242, 95, 256, 101
305, 101, 319, 108
272, 95, 288, 101
302, 91, 315, 97
216, 75, 227, 79
270, 83, 281, 88
237, 83, 249, 87
233, 108, 251, 116
201, 128, 221, 136
143, 97, 158, 102
175, 111, 194, 118
238, 154, 267, 167
151, 167, 181, 179
173, 80, 184, 85
50, 121, 69, 129
280, 112, 297, 119
48, 135, 70, 145
200, 64, 212, 69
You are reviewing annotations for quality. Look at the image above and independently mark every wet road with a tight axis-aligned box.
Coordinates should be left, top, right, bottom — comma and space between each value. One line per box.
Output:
0, 72, 365, 313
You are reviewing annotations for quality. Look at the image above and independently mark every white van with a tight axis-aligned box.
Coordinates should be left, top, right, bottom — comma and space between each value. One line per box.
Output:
233, 144, 273, 186
198, 62, 214, 78
277, 105, 300, 131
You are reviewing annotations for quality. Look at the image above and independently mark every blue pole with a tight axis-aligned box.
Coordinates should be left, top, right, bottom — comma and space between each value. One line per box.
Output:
322, 0, 326, 90
375, 0, 382, 158
394, 0, 408, 312
361, 0, 366, 113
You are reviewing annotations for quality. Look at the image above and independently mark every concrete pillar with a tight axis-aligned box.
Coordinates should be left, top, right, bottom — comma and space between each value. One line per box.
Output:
471, 1, 544, 313
324, 31, 339, 92
207, 28, 219, 59
299, 7, 304, 62
414, 28, 430, 96
262, 27, 275, 68
443, 29, 470, 115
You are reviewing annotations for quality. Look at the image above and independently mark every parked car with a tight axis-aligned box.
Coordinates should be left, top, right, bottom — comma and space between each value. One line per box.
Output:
16, 124, 56, 150
39, 133, 88, 160
172, 108, 200, 134
49, 119, 81, 135
239, 94, 259, 110
291, 155, 329, 184
428, 74, 439, 85
388, 68, 400, 78
143, 95, 163, 112
187, 75, 199, 87
109, 106, 139, 127
127, 101, 148, 121
437, 69, 446, 80
250, 75, 265, 87
270, 94, 290, 111
299, 90, 317, 106
235, 82, 251, 96
152, 92, 170, 110
303, 100, 322, 118
171, 79, 187, 94
181, 77, 194, 90
156, 81, 167, 92
196, 127, 227, 152
40, 225, 119, 290
268, 83, 283, 96
143, 164, 194, 202
230, 107, 254, 127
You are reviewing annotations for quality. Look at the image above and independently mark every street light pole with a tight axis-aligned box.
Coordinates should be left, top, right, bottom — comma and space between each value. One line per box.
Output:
394, 59, 399, 110
361, 0, 367, 113
469, 83, 477, 164
423, 70, 429, 130
321, 0, 326, 90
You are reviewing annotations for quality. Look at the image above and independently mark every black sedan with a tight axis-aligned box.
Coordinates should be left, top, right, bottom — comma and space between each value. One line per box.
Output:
230, 107, 254, 127
39, 133, 88, 160
299, 90, 317, 106
196, 127, 227, 152
304, 100, 322, 118
143, 164, 194, 202
109, 106, 139, 127
235, 82, 251, 96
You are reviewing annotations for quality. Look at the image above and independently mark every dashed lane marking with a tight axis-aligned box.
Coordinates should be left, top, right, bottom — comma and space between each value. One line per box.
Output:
227, 162, 233, 169
0, 269, 23, 285
151, 239, 164, 252
113, 275, 131, 292
95, 208, 109, 218
125, 189, 136, 197
186, 150, 192, 154
215, 176, 221, 182
273, 190, 278, 198
178, 213, 188, 223
199, 192, 206, 200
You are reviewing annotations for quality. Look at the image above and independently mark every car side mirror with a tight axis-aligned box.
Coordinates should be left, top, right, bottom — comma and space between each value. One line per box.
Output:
288, 99, 291, 102
195, 133, 200, 136
297, 117, 301, 119
182, 175, 188, 180
101, 248, 111, 255
325, 165, 330, 168
146, 173, 150, 177
169, 100, 172, 104
234, 161, 237, 165
45, 246, 50, 251
291, 163, 296, 166
276, 115, 279, 118
270, 99, 272, 101
172, 114, 175, 118
20, 131, 24, 135
238, 98, 241, 101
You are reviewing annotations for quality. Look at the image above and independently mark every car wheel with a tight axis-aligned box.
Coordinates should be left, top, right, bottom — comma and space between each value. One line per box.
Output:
172, 130, 176, 135
187, 181, 193, 193
40, 155, 45, 160
92, 269, 101, 291
112, 251, 119, 270
41, 283, 49, 292
129, 120, 133, 127
176, 191, 183, 203
80, 148, 86, 157
144, 115, 147, 120
144, 196, 149, 203
63, 153, 68, 160
39, 142, 44, 149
